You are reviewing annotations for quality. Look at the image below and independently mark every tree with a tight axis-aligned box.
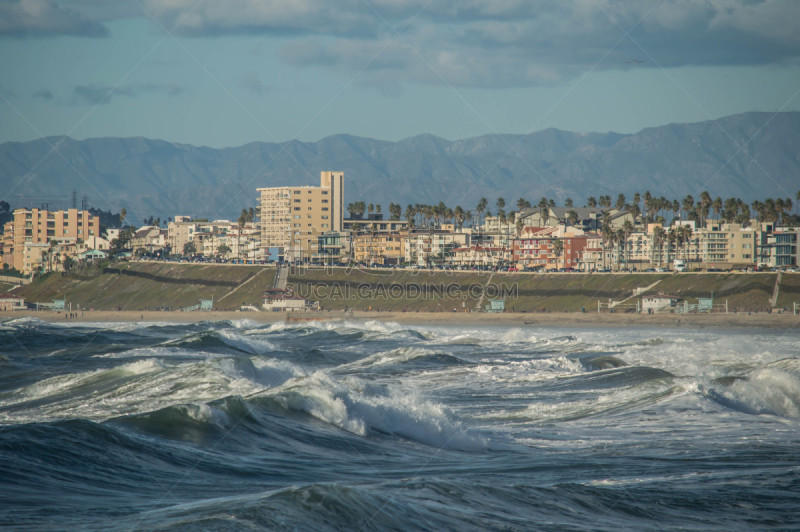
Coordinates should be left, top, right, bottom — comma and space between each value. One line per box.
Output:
119, 208, 127, 227
217, 244, 231, 257
565, 197, 573, 208
347, 201, 366, 219
652, 226, 666, 266
712, 197, 722, 220
552, 239, 564, 269
110, 229, 132, 257
183, 241, 196, 256
567, 210, 579, 228
615, 194, 626, 211
537, 197, 550, 227
405, 204, 415, 228
601, 223, 615, 269
587, 196, 597, 208
682, 195, 694, 219
238, 210, 248, 259
0, 200, 11, 227
476, 197, 488, 223
389, 203, 402, 220
516, 197, 531, 211
622, 220, 634, 267
454, 205, 465, 230
516, 216, 525, 236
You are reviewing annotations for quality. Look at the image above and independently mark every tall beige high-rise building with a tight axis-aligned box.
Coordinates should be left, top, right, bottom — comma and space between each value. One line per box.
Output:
2, 208, 101, 272
257, 171, 343, 260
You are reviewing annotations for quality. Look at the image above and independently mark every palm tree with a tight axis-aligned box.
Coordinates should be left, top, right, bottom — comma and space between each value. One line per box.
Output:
567, 210, 579, 228
622, 220, 634, 268
552, 239, 564, 269
652, 226, 666, 267
454, 205, 465, 230
601, 223, 615, 270
405, 204, 415, 228
237, 209, 247, 260
516, 197, 531, 211
615, 194, 626, 211
667, 228, 677, 267
587, 196, 597, 208
565, 197, 573, 208
515, 216, 525, 236
537, 197, 550, 227
680, 224, 693, 263
712, 197, 722, 221
476, 197, 488, 224
682, 195, 694, 220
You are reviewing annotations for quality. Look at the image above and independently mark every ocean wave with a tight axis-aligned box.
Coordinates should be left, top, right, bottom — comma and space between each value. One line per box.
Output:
256, 371, 487, 451
701, 368, 800, 418
0, 355, 266, 425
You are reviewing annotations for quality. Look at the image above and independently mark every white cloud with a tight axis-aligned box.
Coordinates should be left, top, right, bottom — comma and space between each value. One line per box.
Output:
0, 0, 108, 37
73, 83, 184, 105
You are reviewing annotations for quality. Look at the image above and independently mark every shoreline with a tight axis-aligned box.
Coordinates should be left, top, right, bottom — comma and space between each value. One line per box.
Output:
2, 309, 799, 330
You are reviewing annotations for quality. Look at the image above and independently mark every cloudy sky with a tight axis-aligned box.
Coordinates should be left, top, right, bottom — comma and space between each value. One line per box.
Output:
1, 0, 799, 147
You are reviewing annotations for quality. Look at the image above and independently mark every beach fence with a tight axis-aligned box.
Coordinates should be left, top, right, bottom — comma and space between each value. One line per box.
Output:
674, 299, 729, 314
597, 299, 640, 313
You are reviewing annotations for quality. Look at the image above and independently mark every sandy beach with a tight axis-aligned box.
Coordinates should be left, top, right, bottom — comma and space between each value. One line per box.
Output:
2, 309, 799, 330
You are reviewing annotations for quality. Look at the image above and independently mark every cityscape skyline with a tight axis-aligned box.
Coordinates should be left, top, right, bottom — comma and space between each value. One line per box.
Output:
1, 1, 799, 147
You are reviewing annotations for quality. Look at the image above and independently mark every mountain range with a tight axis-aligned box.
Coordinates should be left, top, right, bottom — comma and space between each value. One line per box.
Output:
1, 111, 798, 225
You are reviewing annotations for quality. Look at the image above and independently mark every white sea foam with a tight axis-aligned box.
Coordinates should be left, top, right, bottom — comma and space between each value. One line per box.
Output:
705, 368, 800, 418
217, 329, 277, 354
0, 355, 266, 425
266, 371, 487, 450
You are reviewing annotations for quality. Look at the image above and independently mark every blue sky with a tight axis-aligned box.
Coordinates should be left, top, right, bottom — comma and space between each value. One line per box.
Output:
1, 0, 799, 148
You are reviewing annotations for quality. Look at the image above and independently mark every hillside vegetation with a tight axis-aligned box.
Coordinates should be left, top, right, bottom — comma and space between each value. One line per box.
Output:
12, 262, 795, 313
16, 262, 275, 311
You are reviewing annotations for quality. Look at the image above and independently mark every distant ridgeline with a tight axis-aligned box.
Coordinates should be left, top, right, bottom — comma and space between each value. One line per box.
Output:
1, 111, 798, 221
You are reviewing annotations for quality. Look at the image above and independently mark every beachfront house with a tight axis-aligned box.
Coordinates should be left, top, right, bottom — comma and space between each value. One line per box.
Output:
0, 293, 25, 311
262, 289, 309, 312
641, 295, 680, 313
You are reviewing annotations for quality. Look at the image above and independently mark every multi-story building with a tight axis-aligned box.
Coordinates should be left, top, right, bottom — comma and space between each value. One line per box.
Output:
257, 171, 343, 262
343, 214, 407, 233
315, 231, 351, 263
513, 231, 588, 270
131, 226, 167, 255
167, 218, 198, 255
695, 221, 758, 268
519, 207, 605, 232
765, 231, 798, 267
2, 208, 100, 273
353, 232, 406, 265
404, 230, 470, 266
578, 235, 606, 271
450, 245, 504, 268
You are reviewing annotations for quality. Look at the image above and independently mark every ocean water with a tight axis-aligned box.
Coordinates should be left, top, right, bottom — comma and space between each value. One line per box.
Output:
1, 318, 799, 531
